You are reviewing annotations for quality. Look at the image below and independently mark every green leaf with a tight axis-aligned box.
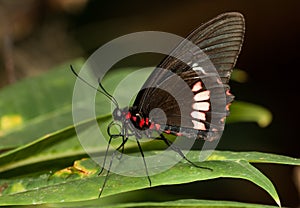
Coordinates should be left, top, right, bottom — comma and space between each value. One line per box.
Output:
0, 151, 299, 206
0, 60, 143, 150
227, 101, 273, 127
0, 117, 97, 173
0, 59, 84, 150
101, 199, 279, 208
0, 114, 140, 174
51, 199, 279, 208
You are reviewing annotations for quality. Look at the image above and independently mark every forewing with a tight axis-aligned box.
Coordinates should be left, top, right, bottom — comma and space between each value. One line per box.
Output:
133, 12, 245, 140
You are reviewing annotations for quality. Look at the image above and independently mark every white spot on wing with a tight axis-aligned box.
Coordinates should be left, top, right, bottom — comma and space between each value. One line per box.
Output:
192, 81, 202, 92
191, 111, 206, 120
193, 102, 210, 111
194, 90, 210, 101
193, 66, 205, 74
192, 120, 206, 130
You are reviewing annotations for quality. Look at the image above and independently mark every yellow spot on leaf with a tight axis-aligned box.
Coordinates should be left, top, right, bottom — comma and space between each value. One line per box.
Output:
10, 182, 26, 193
0, 115, 23, 131
73, 158, 98, 175
53, 167, 73, 177
50, 158, 98, 181
207, 155, 227, 161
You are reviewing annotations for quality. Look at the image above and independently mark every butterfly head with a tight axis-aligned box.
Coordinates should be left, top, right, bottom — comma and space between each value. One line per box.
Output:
112, 107, 126, 121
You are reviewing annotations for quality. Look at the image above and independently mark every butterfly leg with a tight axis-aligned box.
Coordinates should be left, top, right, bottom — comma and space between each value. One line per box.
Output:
116, 128, 135, 160
159, 134, 212, 171
99, 121, 123, 175
98, 136, 129, 198
117, 135, 125, 160
135, 138, 152, 187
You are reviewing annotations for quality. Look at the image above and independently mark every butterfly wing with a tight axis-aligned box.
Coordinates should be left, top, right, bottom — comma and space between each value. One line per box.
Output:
132, 12, 245, 140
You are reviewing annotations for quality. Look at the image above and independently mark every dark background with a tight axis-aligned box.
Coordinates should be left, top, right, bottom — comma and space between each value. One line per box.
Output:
0, 0, 299, 206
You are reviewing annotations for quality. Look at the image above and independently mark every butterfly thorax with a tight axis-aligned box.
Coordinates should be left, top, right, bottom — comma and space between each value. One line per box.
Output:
113, 106, 185, 139
113, 107, 154, 131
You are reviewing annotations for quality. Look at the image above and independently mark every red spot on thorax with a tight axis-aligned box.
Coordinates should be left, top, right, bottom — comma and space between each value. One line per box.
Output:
145, 118, 149, 125
139, 119, 145, 128
132, 116, 137, 122
125, 112, 131, 119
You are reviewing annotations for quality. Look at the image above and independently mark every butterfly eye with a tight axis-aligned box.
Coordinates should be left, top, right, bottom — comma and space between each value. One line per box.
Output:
117, 110, 122, 117
112, 108, 122, 120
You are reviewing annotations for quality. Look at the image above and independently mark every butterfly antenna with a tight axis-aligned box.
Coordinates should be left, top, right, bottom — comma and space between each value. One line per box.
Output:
97, 78, 119, 108
70, 65, 119, 108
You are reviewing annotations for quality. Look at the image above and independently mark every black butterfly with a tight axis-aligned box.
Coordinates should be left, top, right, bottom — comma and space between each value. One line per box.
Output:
71, 12, 245, 197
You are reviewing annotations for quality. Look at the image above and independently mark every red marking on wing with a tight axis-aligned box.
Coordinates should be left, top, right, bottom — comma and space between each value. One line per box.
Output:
155, 124, 161, 130
164, 129, 171, 134
226, 89, 232, 96
217, 78, 222, 84
226, 103, 231, 111
220, 117, 226, 123
149, 123, 155, 129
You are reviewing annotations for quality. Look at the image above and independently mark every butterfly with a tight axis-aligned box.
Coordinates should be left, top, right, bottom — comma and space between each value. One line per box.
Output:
71, 12, 245, 197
